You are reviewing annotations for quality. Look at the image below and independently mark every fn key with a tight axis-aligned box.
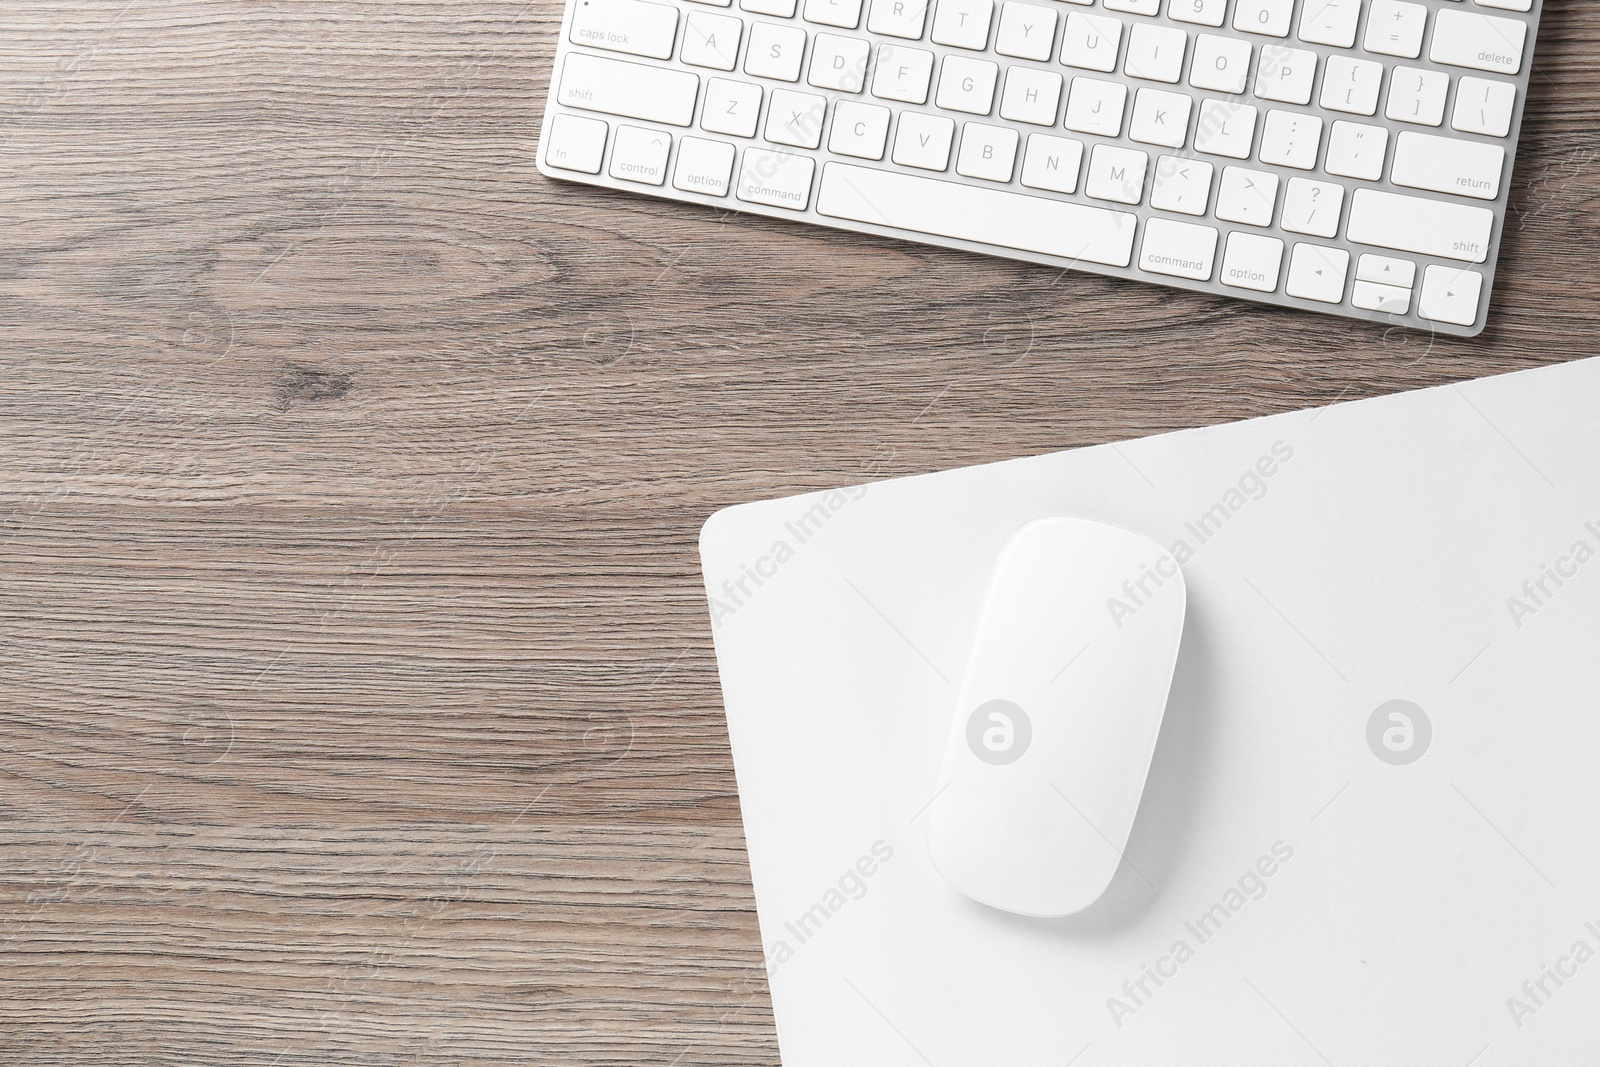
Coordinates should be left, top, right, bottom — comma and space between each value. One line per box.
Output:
543, 114, 609, 174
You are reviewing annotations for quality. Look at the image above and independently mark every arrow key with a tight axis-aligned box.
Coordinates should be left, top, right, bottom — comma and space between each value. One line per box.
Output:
1352, 280, 1412, 314
1419, 264, 1484, 327
1286, 242, 1350, 304
1357, 254, 1416, 289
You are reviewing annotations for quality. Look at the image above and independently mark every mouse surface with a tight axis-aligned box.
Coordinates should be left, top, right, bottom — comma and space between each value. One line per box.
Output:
927, 517, 1186, 918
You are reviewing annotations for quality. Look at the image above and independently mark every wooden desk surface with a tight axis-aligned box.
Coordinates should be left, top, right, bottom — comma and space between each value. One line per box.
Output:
1, 2, 1595, 1062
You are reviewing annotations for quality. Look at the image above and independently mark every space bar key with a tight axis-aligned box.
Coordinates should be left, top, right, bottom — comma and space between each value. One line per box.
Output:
816, 163, 1138, 268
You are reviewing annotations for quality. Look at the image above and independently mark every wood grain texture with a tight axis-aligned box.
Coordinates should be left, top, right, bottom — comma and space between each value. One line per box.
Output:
0, 0, 1596, 1062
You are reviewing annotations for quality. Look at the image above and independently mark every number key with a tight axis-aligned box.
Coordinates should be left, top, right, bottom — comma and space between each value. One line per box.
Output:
1169, 0, 1226, 27
1233, 0, 1294, 38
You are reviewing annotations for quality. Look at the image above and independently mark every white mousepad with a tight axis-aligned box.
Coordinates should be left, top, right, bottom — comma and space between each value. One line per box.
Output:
701, 357, 1600, 1066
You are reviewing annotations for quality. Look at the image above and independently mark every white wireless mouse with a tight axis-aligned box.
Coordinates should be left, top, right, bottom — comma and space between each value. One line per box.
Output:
927, 517, 1186, 918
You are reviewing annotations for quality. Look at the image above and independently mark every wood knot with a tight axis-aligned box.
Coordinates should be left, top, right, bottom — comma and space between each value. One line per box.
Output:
276, 365, 353, 410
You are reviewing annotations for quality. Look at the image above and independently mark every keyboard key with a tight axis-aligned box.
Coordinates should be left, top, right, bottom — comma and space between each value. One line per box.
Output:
1297, 0, 1360, 47
1386, 66, 1449, 126
557, 53, 699, 126
1279, 177, 1343, 238
1104, 0, 1158, 13
872, 45, 935, 103
1085, 144, 1148, 205
1130, 89, 1192, 148
829, 100, 892, 158
1060, 12, 1123, 73
1189, 34, 1251, 94
1258, 110, 1321, 170
764, 88, 828, 148
610, 124, 672, 184
1220, 231, 1284, 291
570, 0, 679, 59
1363, 0, 1428, 59
1419, 264, 1484, 326
1352, 280, 1411, 314
1452, 77, 1517, 138
744, 22, 808, 81
932, 0, 995, 50
1254, 46, 1317, 105
1063, 77, 1127, 137
1232, 0, 1294, 38
1169, 0, 1226, 27
542, 113, 609, 174
741, 0, 796, 15
1149, 156, 1212, 215
681, 11, 743, 70
999, 66, 1064, 125
1215, 166, 1278, 226
867, 0, 931, 38
1324, 121, 1388, 181
672, 135, 737, 194
937, 55, 1000, 114
892, 111, 956, 169
736, 148, 816, 208
1474, 0, 1531, 10
1124, 23, 1188, 83
1194, 99, 1256, 159
996, 2, 1058, 61
815, 162, 1138, 266
1390, 131, 1506, 201
1319, 55, 1382, 115
956, 122, 1020, 181
1019, 133, 1085, 193
808, 33, 872, 92
1140, 217, 1218, 280
1346, 189, 1494, 263
701, 77, 762, 137
1286, 243, 1350, 303
805, 0, 865, 28
1357, 255, 1416, 287
1430, 9, 1527, 74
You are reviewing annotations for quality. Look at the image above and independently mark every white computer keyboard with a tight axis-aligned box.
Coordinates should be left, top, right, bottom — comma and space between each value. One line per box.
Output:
536, 0, 1542, 336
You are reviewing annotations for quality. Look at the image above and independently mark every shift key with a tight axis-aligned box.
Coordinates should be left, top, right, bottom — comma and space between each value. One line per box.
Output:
570, 0, 679, 59
558, 53, 699, 127
1346, 189, 1494, 264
